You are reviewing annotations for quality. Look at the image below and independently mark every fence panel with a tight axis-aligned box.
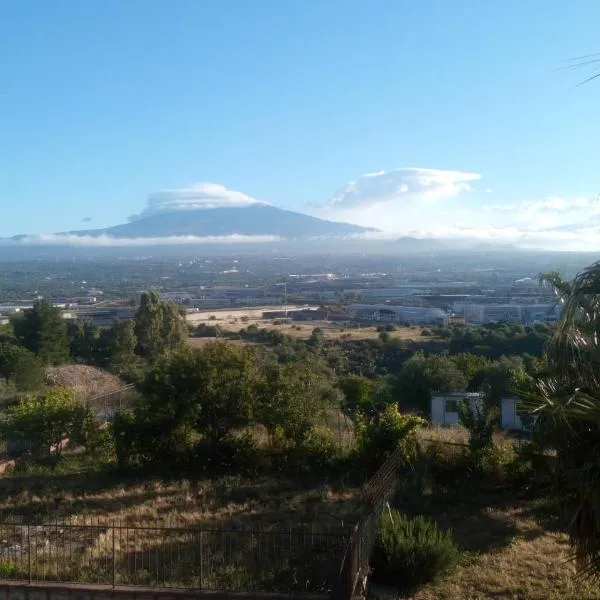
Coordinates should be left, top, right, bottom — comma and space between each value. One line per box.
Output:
84, 385, 138, 422
0, 519, 349, 595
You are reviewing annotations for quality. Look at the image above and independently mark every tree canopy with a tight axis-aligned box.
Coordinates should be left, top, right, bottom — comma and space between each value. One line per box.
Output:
134, 291, 187, 363
13, 300, 70, 365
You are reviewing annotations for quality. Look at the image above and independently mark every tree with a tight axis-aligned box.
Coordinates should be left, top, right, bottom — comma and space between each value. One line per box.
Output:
107, 320, 138, 375
68, 319, 102, 364
338, 374, 393, 419
521, 263, 600, 577
257, 358, 333, 446
0, 343, 30, 381
339, 375, 376, 415
307, 327, 325, 349
476, 355, 526, 403
127, 344, 261, 468
394, 352, 468, 413
0, 388, 93, 463
11, 352, 45, 392
134, 292, 187, 363
13, 300, 70, 364
451, 353, 489, 387
0, 343, 44, 391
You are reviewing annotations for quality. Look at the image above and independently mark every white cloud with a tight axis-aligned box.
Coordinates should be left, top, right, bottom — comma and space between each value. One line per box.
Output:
415, 224, 600, 252
306, 167, 600, 250
129, 182, 266, 221
9, 234, 282, 247
326, 167, 481, 209
307, 167, 482, 231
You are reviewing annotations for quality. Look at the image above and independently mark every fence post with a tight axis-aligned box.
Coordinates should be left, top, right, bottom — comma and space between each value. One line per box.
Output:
112, 523, 116, 588
27, 524, 31, 584
199, 531, 203, 590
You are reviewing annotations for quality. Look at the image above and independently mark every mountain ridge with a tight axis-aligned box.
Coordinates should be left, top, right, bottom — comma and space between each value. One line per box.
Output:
63, 204, 377, 239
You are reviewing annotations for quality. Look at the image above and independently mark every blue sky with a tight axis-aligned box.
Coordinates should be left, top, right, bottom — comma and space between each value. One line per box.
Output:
2, 0, 600, 248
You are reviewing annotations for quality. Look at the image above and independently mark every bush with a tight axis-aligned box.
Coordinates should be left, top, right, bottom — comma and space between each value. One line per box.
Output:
371, 510, 460, 590
1, 388, 97, 464
194, 323, 219, 337
424, 439, 471, 486
356, 405, 425, 475
295, 427, 341, 474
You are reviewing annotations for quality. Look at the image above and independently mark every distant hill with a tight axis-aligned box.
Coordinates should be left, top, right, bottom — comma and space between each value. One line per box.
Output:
66, 205, 376, 239
391, 236, 521, 253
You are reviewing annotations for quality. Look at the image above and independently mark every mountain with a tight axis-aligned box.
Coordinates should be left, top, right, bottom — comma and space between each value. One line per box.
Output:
65, 205, 376, 239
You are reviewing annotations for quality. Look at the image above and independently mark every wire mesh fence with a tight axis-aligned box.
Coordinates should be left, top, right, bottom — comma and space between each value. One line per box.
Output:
332, 445, 410, 600
83, 385, 138, 423
0, 519, 351, 594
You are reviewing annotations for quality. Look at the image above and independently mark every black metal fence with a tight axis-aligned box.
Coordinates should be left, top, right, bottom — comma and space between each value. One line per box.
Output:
0, 519, 350, 594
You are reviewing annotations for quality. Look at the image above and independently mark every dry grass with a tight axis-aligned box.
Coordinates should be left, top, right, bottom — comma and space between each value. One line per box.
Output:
380, 428, 600, 600
0, 468, 361, 530
258, 321, 431, 342
187, 337, 259, 349
0, 468, 360, 590
406, 500, 600, 600
417, 425, 471, 446
189, 320, 432, 347
417, 425, 517, 451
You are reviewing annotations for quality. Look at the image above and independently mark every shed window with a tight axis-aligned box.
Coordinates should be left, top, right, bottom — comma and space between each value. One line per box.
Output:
445, 399, 459, 412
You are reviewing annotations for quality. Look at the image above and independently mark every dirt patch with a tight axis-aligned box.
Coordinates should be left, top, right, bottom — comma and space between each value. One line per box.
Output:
45, 365, 124, 398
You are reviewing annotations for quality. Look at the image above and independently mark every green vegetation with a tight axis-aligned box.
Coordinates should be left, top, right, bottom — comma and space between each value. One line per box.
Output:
3, 260, 600, 594
1, 388, 98, 463
356, 405, 424, 474
13, 300, 70, 364
372, 510, 460, 591
0, 343, 44, 392
520, 264, 600, 579
134, 291, 188, 363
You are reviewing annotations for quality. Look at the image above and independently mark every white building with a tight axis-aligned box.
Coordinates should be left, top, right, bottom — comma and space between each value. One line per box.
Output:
347, 304, 448, 325
463, 303, 559, 325
431, 392, 523, 430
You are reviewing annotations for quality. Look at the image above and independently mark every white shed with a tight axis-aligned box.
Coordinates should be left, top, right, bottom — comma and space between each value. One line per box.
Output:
431, 393, 483, 427
431, 393, 524, 431
500, 397, 522, 431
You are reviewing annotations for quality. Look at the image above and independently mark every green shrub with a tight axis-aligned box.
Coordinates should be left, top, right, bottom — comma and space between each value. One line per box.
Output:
424, 439, 471, 486
295, 427, 341, 473
458, 397, 497, 456
356, 405, 424, 475
371, 510, 460, 590
0, 561, 16, 578
0, 388, 97, 464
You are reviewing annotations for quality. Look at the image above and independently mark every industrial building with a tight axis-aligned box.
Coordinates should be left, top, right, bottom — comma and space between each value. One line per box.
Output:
462, 303, 560, 324
346, 304, 448, 325
262, 308, 329, 321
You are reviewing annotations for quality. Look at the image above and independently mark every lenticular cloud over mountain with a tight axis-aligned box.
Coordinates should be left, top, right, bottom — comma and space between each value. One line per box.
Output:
327, 167, 481, 209
129, 182, 267, 221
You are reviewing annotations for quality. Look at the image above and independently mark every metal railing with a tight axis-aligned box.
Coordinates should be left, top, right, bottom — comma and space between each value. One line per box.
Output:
0, 519, 350, 594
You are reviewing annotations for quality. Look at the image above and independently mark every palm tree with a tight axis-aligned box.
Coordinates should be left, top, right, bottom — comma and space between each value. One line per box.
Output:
523, 263, 600, 577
